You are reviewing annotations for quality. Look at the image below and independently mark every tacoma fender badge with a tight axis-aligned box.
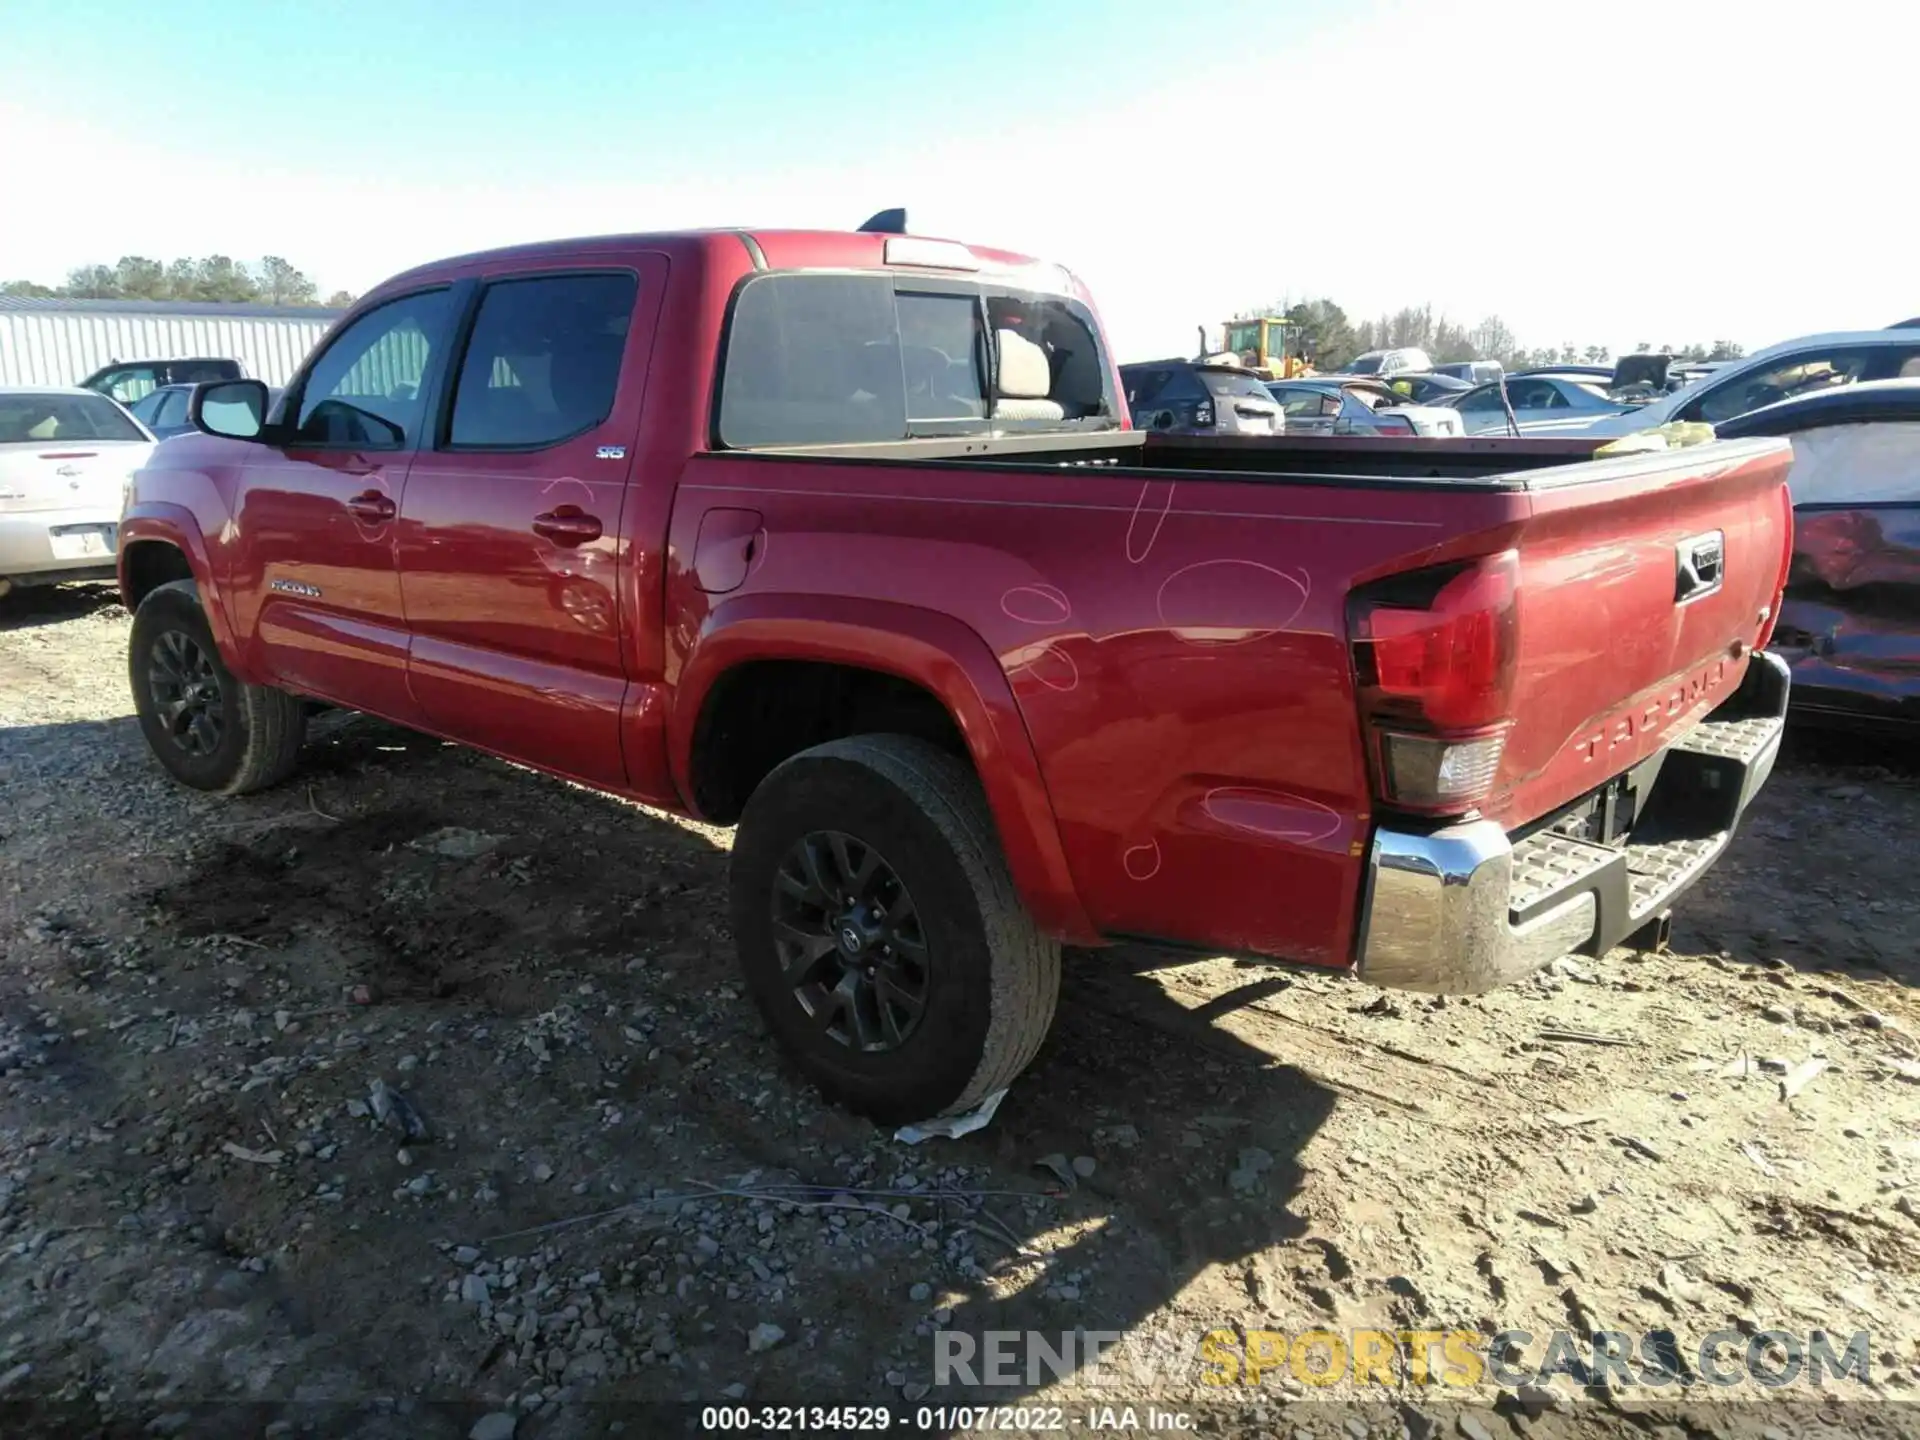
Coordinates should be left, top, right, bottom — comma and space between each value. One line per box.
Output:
270, 578, 323, 598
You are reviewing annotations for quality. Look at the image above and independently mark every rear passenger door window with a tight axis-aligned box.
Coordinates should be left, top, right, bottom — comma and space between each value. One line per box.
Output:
447, 274, 638, 448
721, 274, 904, 447
292, 290, 453, 448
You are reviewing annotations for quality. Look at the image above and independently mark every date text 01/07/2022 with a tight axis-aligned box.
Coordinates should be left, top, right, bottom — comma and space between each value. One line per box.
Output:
698, 1404, 1197, 1431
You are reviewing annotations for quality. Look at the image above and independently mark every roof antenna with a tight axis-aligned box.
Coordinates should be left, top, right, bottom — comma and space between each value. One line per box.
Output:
858, 208, 908, 235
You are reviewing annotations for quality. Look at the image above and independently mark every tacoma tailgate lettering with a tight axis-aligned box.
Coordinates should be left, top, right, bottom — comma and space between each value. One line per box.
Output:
1574, 656, 1730, 764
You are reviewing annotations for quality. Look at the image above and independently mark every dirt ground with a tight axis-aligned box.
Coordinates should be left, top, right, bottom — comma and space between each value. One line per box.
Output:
2, 583, 1917, 1440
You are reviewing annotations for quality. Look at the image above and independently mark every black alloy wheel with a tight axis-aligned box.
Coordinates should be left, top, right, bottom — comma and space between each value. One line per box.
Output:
147, 629, 226, 757
771, 830, 930, 1052
128, 578, 308, 794
729, 734, 1062, 1122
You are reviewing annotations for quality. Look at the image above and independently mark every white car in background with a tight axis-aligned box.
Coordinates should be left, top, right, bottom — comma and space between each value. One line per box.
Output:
1581, 330, 1920, 436
0, 387, 155, 599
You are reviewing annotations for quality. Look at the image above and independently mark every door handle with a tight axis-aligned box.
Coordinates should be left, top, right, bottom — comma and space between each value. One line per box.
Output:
532, 506, 604, 546
345, 490, 396, 522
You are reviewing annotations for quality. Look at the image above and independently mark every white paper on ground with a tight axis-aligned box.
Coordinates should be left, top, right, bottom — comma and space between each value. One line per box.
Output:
893, 1088, 1008, 1145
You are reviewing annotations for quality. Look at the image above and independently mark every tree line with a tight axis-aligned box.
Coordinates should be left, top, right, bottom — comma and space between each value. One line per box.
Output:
1246, 298, 1745, 371
1, 255, 354, 309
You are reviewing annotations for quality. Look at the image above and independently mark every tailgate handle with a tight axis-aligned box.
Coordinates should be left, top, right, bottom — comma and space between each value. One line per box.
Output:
1674, 530, 1725, 604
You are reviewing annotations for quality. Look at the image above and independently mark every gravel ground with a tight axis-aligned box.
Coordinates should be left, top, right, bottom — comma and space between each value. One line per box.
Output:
2, 583, 1918, 1439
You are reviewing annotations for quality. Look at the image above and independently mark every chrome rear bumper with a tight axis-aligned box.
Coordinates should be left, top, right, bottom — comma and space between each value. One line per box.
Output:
1356, 652, 1788, 995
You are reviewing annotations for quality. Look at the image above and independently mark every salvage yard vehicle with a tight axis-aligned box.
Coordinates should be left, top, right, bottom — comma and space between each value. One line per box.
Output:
1583, 330, 1920, 436
81, 357, 245, 406
1121, 360, 1284, 435
1383, 372, 1472, 405
0, 386, 154, 598
1718, 379, 1920, 734
1267, 376, 1464, 437
1338, 347, 1432, 378
1215, 315, 1314, 379
1432, 360, 1503, 384
1441, 372, 1631, 435
119, 219, 1796, 1122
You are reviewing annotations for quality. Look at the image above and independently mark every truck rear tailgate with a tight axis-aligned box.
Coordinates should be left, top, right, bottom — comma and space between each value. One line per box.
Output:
1488, 437, 1794, 828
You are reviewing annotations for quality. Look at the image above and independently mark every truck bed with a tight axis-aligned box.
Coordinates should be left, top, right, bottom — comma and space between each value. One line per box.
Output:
672, 431, 1793, 966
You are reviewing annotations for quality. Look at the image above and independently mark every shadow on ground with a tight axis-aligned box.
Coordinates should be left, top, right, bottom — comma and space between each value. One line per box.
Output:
0, 581, 123, 632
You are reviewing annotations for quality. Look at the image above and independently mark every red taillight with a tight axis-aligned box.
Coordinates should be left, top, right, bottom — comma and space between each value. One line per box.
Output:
1349, 551, 1520, 813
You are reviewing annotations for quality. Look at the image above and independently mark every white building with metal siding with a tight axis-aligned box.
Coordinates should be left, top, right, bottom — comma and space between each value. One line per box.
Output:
0, 297, 343, 388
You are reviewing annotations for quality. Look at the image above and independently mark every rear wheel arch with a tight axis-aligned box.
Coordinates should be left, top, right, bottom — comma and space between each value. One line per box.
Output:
673, 598, 1098, 944
689, 659, 966, 822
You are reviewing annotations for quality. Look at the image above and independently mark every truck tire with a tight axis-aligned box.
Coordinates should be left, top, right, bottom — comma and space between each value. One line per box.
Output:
730, 734, 1061, 1124
129, 579, 307, 795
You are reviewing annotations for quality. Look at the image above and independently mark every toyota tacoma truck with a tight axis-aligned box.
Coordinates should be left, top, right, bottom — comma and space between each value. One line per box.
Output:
119, 218, 1795, 1123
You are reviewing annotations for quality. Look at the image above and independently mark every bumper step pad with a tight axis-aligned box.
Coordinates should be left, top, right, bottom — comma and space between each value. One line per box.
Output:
1507, 707, 1784, 944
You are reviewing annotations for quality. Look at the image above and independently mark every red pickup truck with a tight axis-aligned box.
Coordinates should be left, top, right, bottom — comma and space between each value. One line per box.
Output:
119, 220, 1795, 1123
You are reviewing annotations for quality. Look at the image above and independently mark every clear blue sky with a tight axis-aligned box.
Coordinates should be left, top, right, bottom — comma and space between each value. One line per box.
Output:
8, 0, 1243, 196
4, 1, 1915, 359
7, 0, 1209, 188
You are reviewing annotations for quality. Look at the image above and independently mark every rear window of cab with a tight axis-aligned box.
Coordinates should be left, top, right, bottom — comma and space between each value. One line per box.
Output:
716, 272, 1119, 448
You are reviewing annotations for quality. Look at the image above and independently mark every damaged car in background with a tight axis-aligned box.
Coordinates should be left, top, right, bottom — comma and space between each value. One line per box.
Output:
1584, 329, 1920, 436
1717, 379, 1920, 734
1121, 360, 1284, 435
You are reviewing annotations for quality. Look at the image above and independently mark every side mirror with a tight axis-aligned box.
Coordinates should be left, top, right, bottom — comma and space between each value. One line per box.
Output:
189, 379, 270, 440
